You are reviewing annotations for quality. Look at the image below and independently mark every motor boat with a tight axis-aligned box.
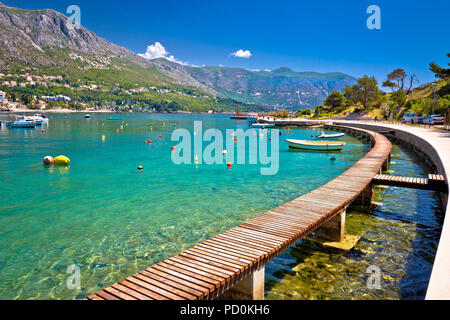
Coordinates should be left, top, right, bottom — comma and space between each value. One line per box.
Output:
286, 139, 345, 151
6, 116, 36, 128
27, 114, 47, 126
248, 113, 258, 123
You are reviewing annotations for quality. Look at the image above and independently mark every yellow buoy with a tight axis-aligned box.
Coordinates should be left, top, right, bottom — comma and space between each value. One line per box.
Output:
54, 155, 70, 165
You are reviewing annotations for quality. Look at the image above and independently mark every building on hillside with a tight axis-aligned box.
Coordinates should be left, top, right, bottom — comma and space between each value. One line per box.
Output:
0, 91, 8, 104
42, 95, 71, 103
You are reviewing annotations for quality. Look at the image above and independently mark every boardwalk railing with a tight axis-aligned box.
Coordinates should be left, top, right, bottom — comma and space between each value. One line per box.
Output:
86, 125, 392, 300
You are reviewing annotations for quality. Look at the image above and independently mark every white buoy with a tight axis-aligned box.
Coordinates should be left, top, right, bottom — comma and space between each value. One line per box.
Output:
222, 150, 227, 156
194, 155, 199, 163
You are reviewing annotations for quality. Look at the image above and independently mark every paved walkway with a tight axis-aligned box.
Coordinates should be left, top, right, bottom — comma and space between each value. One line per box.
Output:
337, 121, 450, 300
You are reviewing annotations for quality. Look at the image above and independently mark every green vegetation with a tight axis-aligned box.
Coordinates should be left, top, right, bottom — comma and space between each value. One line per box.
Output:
308, 53, 450, 121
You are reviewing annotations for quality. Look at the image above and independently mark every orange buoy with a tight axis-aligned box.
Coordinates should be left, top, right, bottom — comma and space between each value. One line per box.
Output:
148, 140, 152, 144
171, 146, 176, 151
144, 140, 147, 143
42, 130, 46, 134
227, 163, 232, 169
159, 135, 162, 139
234, 137, 237, 143
269, 138, 272, 141
116, 129, 119, 132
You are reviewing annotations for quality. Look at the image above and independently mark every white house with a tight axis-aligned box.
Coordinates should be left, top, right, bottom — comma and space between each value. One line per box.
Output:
42, 95, 71, 103
0, 91, 8, 104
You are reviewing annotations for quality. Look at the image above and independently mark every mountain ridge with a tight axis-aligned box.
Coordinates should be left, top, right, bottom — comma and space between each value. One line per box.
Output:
0, 3, 356, 108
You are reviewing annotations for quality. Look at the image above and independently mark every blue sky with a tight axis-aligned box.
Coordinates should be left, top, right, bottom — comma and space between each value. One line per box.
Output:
3, 0, 449, 86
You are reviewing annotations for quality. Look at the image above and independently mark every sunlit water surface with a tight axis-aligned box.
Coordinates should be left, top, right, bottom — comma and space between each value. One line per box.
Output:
0, 113, 368, 300
0, 113, 441, 300
265, 144, 443, 300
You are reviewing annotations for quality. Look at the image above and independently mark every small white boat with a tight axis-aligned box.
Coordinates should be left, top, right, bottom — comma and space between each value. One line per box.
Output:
27, 114, 47, 126
248, 113, 258, 123
316, 132, 345, 139
85, 114, 91, 118
286, 139, 345, 151
252, 123, 275, 129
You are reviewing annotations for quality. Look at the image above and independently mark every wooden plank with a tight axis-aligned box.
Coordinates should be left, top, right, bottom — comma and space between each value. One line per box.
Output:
164, 259, 228, 285
130, 273, 196, 300
151, 263, 216, 293
103, 286, 138, 300
142, 267, 209, 298
126, 275, 177, 300
171, 255, 236, 278
181, 249, 247, 272
192, 243, 255, 265
95, 290, 121, 300
157, 261, 222, 288
111, 283, 152, 300
205, 238, 270, 259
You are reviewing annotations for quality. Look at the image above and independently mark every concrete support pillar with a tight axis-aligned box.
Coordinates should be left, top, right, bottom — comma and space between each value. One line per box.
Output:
320, 210, 346, 242
222, 267, 265, 300
382, 153, 391, 171
354, 184, 373, 206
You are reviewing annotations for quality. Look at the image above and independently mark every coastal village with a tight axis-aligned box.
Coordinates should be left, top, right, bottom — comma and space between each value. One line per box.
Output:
0, 70, 213, 112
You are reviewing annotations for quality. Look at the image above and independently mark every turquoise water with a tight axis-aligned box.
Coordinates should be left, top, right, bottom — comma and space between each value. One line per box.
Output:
265, 143, 443, 300
0, 113, 369, 300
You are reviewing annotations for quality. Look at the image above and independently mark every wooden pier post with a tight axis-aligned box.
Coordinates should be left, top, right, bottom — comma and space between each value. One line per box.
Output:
382, 153, 391, 171
353, 184, 373, 206
320, 210, 346, 242
221, 267, 265, 300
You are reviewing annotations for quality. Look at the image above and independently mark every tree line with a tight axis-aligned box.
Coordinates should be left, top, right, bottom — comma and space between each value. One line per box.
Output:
319, 53, 449, 119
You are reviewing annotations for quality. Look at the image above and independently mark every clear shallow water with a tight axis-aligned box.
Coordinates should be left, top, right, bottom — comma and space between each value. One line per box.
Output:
0, 113, 368, 300
265, 143, 443, 300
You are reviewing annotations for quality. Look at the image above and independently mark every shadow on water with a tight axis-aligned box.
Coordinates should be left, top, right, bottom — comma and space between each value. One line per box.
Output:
264, 143, 445, 300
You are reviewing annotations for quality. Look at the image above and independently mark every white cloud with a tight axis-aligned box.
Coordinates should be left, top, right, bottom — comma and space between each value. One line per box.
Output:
138, 42, 187, 65
230, 49, 252, 58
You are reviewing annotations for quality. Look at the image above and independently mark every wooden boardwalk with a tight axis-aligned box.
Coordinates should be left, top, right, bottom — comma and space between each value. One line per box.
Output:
86, 126, 392, 300
373, 174, 447, 191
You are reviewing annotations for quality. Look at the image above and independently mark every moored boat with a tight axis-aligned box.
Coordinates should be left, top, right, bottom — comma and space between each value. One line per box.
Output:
252, 123, 275, 128
286, 139, 345, 151
6, 117, 36, 128
316, 132, 345, 139
27, 114, 46, 126
85, 114, 91, 118
248, 113, 258, 123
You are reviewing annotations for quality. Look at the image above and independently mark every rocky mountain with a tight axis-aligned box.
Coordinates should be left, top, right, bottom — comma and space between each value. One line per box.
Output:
150, 59, 356, 107
0, 2, 356, 108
